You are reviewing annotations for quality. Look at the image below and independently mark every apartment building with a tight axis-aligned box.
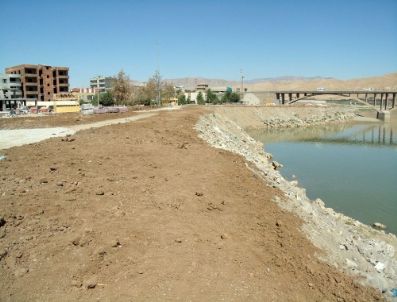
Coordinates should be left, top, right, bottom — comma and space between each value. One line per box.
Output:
5, 64, 69, 102
71, 87, 96, 102
0, 74, 24, 111
90, 76, 114, 92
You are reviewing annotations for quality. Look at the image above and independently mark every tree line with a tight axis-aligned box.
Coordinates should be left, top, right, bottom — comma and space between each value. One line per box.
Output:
177, 89, 240, 105
92, 70, 240, 106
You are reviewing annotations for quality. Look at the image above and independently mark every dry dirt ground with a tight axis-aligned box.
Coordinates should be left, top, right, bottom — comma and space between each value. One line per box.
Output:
0, 110, 139, 129
0, 107, 382, 301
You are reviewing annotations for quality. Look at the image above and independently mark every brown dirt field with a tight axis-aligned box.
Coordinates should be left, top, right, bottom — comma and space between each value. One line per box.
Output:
0, 107, 382, 301
0, 111, 139, 129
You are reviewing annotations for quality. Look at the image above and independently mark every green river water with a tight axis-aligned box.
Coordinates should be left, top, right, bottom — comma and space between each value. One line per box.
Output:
248, 114, 397, 235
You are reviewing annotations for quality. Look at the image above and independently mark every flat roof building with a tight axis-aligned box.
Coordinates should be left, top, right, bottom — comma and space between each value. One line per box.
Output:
0, 74, 25, 111
5, 64, 69, 102
90, 76, 114, 93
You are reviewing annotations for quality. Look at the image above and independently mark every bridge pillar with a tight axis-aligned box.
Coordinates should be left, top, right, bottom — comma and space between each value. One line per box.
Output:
288, 93, 292, 103
281, 93, 285, 105
377, 110, 391, 122
385, 93, 389, 110
296, 93, 300, 99
373, 93, 377, 106
276, 93, 280, 103
304, 93, 307, 97
364, 93, 368, 104
380, 93, 384, 111
392, 93, 396, 109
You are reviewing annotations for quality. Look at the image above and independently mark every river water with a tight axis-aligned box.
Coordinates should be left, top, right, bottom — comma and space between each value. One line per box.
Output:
248, 116, 397, 235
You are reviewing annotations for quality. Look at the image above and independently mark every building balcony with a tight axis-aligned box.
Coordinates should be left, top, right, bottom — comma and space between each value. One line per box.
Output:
25, 82, 38, 86
25, 89, 39, 94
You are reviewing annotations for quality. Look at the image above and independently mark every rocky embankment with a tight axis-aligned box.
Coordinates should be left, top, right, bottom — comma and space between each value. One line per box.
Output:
196, 106, 397, 300
213, 105, 357, 129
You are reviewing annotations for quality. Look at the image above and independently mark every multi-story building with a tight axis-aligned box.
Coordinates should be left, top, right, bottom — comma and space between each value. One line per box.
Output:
196, 83, 209, 91
71, 87, 96, 102
90, 76, 114, 92
0, 74, 25, 111
5, 64, 69, 102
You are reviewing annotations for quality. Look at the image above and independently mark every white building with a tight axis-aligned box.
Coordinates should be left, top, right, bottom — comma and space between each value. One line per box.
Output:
90, 76, 114, 92
0, 74, 25, 111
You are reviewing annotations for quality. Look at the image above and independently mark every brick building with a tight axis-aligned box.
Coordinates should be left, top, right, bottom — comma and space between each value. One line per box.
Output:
5, 64, 69, 102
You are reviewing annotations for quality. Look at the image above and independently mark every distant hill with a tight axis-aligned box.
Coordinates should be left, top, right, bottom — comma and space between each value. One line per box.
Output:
245, 76, 335, 84
164, 77, 237, 89
165, 73, 397, 91
245, 73, 397, 91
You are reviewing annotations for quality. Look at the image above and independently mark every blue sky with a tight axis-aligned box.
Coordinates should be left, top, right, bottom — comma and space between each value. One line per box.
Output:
1, 0, 396, 87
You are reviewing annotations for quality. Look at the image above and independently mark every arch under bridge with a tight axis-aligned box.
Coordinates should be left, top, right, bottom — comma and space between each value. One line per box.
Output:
270, 90, 397, 111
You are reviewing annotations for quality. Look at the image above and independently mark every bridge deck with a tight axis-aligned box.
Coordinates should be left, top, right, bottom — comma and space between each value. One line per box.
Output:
267, 90, 397, 94
261, 90, 397, 110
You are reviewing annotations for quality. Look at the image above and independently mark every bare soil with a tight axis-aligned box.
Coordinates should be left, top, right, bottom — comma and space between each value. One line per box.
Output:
0, 111, 138, 129
0, 107, 382, 301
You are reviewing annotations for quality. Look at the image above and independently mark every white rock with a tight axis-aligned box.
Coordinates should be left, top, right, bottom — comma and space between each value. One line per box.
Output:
372, 222, 387, 230
374, 262, 385, 272
345, 258, 358, 268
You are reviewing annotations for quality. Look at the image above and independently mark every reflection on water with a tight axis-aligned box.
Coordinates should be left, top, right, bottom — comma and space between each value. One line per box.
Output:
250, 122, 397, 146
248, 119, 397, 235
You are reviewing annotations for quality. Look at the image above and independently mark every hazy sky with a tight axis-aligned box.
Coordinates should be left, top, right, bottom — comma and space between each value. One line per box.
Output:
1, 0, 396, 87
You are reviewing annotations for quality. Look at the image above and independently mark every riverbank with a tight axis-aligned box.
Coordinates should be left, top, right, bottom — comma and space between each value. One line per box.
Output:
0, 107, 382, 301
196, 105, 397, 299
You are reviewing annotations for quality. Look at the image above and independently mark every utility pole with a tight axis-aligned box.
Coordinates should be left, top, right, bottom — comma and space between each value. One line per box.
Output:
157, 70, 161, 107
155, 41, 161, 107
240, 69, 245, 99
96, 76, 100, 108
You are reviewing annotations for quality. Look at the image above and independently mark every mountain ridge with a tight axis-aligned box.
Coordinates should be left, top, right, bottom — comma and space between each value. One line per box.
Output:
164, 73, 397, 90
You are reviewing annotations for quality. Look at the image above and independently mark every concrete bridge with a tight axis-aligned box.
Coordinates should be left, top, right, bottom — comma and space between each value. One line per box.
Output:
270, 90, 397, 111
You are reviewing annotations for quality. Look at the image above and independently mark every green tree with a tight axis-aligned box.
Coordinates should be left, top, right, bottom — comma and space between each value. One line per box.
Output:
206, 89, 218, 104
91, 94, 100, 106
221, 91, 240, 103
178, 94, 187, 105
229, 92, 240, 103
221, 90, 231, 103
99, 91, 114, 106
197, 91, 205, 105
